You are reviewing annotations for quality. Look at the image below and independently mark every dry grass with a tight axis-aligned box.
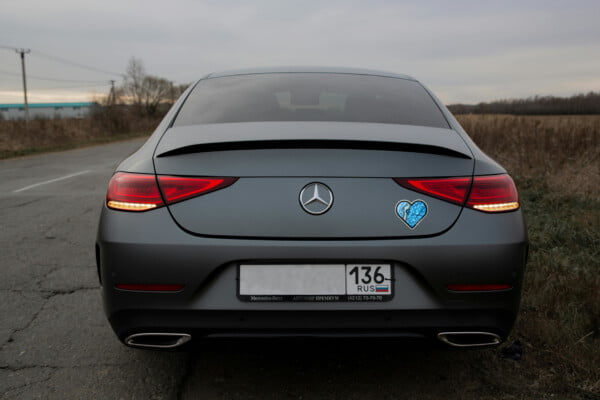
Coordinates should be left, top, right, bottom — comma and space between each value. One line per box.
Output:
0, 108, 160, 159
457, 114, 600, 197
456, 114, 600, 396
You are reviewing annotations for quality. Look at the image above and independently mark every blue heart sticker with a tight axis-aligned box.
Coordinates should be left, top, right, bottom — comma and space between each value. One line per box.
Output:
396, 200, 428, 228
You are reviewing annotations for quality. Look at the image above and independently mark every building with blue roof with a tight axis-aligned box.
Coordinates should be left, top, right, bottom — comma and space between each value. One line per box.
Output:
0, 102, 96, 120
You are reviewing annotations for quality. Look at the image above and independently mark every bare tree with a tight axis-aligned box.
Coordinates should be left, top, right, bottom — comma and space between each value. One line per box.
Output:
122, 57, 173, 116
123, 57, 145, 109
140, 75, 172, 116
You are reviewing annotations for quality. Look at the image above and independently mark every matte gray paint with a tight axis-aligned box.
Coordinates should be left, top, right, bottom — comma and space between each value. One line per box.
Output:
97, 205, 526, 334
167, 177, 463, 238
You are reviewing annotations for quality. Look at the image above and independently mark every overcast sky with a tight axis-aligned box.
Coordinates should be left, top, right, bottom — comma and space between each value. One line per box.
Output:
1, 0, 599, 104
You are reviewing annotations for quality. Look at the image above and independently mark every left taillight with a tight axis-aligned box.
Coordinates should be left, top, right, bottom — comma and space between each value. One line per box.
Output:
106, 173, 164, 211
106, 173, 237, 212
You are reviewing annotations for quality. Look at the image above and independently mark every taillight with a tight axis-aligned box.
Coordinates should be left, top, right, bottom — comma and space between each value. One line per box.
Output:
106, 173, 238, 212
394, 174, 519, 213
394, 177, 471, 205
467, 175, 520, 212
106, 173, 164, 211
157, 176, 238, 205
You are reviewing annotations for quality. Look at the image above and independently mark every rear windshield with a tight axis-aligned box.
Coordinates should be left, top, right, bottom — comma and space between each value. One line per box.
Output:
173, 73, 449, 128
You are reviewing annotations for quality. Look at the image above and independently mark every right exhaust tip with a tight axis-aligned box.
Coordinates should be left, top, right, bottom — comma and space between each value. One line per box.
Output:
437, 331, 502, 348
125, 332, 191, 349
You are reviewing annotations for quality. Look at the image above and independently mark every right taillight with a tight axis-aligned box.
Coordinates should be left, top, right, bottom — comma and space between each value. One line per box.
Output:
394, 174, 519, 213
467, 175, 519, 212
158, 176, 238, 205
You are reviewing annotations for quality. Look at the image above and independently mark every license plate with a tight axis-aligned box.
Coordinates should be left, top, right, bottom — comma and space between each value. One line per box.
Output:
238, 264, 393, 302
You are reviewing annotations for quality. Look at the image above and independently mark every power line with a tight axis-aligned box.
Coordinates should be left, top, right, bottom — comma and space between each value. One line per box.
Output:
31, 50, 123, 77
1, 45, 123, 78
34, 83, 112, 90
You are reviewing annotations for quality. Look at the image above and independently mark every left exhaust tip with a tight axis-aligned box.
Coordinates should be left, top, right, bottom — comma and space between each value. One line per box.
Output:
125, 332, 191, 349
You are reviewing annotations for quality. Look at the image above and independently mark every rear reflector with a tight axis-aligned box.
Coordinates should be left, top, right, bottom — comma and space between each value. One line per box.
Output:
106, 173, 237, 211
115, 284, 185, 292
447, 284, 512, 291
394, 174, 519, 213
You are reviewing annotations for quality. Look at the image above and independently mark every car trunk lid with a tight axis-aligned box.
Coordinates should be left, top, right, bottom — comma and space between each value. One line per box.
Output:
153, 122, 474, 239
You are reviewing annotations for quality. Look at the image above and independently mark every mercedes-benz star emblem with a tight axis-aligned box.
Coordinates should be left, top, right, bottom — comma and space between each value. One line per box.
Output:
299, 182, 333, 215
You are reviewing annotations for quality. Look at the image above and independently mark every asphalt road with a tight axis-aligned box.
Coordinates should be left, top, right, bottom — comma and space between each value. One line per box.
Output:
0, 139, 522, 399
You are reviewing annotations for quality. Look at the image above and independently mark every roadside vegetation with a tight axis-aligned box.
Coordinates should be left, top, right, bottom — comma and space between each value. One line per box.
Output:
0, 57, 187, 159
456, 114, 599, 397
0, 111, 158, 159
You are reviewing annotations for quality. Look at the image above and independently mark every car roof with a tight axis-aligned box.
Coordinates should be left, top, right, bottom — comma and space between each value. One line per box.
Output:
205, 66, 416, 81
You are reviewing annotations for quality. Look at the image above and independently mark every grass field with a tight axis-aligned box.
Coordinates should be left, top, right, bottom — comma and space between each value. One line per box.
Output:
0, 111, 159, 159
456, 114, 599, 397
1, 113, 598, 397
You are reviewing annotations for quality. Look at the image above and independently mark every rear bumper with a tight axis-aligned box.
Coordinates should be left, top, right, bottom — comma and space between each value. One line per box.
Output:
96, 205, 527, 344
109, 309, 516, 343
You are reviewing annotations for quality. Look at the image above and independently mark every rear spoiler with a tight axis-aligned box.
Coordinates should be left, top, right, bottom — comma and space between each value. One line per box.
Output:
157, 139, 470, 159
154, 122, 473, 159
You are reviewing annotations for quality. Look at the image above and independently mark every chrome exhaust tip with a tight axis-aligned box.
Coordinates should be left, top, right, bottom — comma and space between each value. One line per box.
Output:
437, 331, 502, 348
125, 332, 191, 349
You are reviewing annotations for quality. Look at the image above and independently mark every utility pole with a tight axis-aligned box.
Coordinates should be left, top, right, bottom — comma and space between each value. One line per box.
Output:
109, 80, 116, 105
15, 48, 31, 121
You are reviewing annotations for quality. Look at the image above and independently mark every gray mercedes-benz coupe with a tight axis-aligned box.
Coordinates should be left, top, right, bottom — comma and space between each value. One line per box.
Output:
96, 67, 527, 349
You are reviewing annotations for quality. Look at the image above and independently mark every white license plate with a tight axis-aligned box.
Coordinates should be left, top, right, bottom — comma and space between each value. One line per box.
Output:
238, 264, 393, 302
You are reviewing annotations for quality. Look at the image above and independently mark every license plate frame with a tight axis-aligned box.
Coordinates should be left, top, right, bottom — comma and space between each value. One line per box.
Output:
237, 263, 394, 302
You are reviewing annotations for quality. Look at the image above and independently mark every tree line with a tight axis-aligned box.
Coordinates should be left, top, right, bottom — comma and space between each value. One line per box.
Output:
447, 92, 600, 115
